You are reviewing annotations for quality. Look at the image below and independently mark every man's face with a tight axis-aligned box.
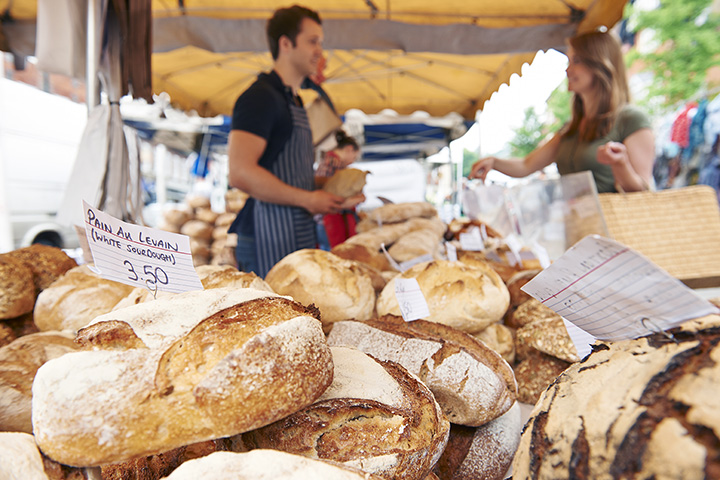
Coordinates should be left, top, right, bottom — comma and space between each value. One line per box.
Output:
286, 18, 324, 78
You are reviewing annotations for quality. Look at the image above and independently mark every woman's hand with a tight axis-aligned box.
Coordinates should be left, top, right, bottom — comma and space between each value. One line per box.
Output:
596, 141, 628, 167
468, 157, 496, 181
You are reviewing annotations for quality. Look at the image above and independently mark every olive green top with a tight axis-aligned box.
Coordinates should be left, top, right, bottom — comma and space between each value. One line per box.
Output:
555, 105, 652, 193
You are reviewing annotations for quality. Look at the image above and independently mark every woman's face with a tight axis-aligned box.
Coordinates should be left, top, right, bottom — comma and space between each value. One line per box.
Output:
340, 145, 359, 166
566, 46, 595, 95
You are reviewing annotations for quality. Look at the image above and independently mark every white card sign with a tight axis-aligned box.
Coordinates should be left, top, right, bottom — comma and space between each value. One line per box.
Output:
521, 235, 720, 342
459, 226, 484, 251
394, 277, 430, 322
83, 201, 203, 293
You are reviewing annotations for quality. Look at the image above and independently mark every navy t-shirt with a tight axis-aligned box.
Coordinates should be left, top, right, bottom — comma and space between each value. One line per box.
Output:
229, 71, 298, 236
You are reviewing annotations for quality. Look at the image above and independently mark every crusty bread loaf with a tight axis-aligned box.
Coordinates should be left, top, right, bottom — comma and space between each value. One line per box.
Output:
471, 323, 515, 364
507, 298, 558, 329
367, 202, 438, 224
195, 265, 274, 292
515, 317, 579, 363
5, 244, 78, 293
0, 255, 35, 319
331, 243, 392, 272
33, 265, 135, 333
185, 194, 211, 210
327, 318, 516, 426
504, 269, 540, 321
33, 288, 334, 466
242, 346, 450, 480
0, 323, 15, 348
0, 432, 53, 480
180, 220, 213, 242
387, 228, 443, 263
265, 249, 375, 330
0, 331, 79, 433
163, 208, 193, 228
322, 168, 369, 198
195, 208, 220, 225
163, 450, 384, 480
513, 350, 570, 405
456, 251, 521, 284
214, 212, 236, 228
512, 321, 720, 479
376, 260, 510, 334
433, 403, 522, 480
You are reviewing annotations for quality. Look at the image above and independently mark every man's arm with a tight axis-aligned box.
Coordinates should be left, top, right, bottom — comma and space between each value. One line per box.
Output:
227, 130, 344, 215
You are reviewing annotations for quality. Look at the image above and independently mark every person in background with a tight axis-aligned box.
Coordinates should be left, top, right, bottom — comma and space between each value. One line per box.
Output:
226, 5, 346, 277
315, 130, 364, 248
469, 30, 655, 193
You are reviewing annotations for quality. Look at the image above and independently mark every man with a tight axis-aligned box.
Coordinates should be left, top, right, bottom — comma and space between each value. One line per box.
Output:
227, 5, 347, 277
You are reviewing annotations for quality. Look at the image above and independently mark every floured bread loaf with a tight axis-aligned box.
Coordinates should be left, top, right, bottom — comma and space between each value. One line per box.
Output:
5, 244, 78, 293
0, 331, 80, 433
376, 260, 510, 334
433, 403, 522, 480
33, 265, 135, 332
242, 346, 450, 480
322, 168, 369, 197
0, 255, 35, 319
327, 318, 516, 426
0, 432, 52, 480
265, 249, 375, 330
163, 450, 384, 480
513, 321, 720, 479
33, 288, 334, 466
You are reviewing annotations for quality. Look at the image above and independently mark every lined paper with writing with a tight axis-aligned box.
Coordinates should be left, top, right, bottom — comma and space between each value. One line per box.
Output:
522, 235, 719, 342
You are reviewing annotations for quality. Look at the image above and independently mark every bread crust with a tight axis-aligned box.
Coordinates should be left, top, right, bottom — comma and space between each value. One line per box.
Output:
32, 293, 334, 467
0, 255, 36, 319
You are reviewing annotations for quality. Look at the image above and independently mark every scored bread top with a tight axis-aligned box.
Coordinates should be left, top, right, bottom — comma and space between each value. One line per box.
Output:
77, 287, 285, 350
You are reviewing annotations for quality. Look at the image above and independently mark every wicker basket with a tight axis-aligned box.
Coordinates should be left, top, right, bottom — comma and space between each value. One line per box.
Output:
598, 185, 720, 288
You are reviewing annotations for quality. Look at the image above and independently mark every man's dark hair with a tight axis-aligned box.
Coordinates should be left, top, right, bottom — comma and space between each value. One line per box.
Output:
267, 5, 322, 60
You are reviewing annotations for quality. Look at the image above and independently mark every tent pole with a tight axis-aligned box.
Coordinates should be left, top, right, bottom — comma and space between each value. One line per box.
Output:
86, 0, 101, 112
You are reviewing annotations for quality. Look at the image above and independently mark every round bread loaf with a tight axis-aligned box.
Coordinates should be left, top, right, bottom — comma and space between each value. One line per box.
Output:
327, 318, 516, 426
164, 450, 385, 480
195, 208, 220, 225
242, 346, 450, 480
195, 265, 274, 292
504, 269, 540, 321
387, 228, 443, 263
214, 212, 236, 228
186, 194, 211, 210
33, 288, 334, 466
5, 244, 78, 292
507, 298, 559, 329
0, 255, 35, 320
181, 220, 214, 242
163, 208, 193, 227
433, 403, 522, 480
515, 317, 579, 363
456, 251, 521, 283
513, 350, 570, 405
472, 323, 515, 364
512, 321, 720, 479
331, 243, 392, 272
0, 432, 51, 480
33, 265, 135, 332
376, 260, 510, 334
0, 331, 80, 433
265, 249, 375, 330
322, 168, 369, 197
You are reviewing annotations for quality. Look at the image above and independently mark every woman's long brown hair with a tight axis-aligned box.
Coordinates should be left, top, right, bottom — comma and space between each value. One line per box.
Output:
563, 31, 631, 142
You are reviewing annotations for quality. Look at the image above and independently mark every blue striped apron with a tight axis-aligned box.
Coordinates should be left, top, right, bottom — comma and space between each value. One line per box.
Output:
254, 101, 317, 277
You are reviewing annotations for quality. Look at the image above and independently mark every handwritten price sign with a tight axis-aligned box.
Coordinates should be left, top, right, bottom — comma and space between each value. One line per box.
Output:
394, 277, 430, 322
83, 201, 203, 293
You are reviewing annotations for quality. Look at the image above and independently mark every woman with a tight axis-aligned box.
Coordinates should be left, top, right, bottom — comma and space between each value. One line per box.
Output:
469, 31, 655, 193
315, 130, 364, 248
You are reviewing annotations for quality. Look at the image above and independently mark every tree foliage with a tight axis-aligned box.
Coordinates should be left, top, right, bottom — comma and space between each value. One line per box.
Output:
627, 0, 720, 107
509, 107, 544, 157
462, 148, 478, 177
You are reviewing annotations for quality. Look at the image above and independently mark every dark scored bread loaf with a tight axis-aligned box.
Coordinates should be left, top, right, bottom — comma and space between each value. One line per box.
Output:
512, 319, 720, 479
327, 317, 516, 426
32, 288, 334, 467
241, 346, 450, 480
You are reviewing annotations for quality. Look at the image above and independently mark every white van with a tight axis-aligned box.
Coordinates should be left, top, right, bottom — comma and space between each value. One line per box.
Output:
0, 78, 86, 251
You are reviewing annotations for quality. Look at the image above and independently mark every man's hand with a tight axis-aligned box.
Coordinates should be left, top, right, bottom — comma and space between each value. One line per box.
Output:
305, 190, 345, 215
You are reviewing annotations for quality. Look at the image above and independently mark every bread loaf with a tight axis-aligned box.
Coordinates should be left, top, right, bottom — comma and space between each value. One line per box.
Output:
433, 403, 522, 480
513, 350, 570, 405
515, 317, 579, 363
387, 228, 443, 263
241, 346, 450, 480
0, 432, 52, 480
5, 244, 78, 293
367, 202, 438, 224
471, 323, 515, 364
376, 260, 510, 334
265, 249, 375, 330
331, 243, 392, 272
327, 318, 516, 426
33, 265, 135, 332
512, 321, 720, 479
0, 331, 80, 433
33, 288, 334, 466
163, 450, 384, 480
0, 255, 35, 319
507, 298, 558, 329
504, 269, 540, 321
322, 168, 369, 197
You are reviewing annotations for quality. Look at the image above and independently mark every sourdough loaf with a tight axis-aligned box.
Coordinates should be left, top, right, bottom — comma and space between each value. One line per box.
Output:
163, 450, 384, 480
322, 168, 369, 197
5, 244, 78, 293
366, 202, 438, 225
241, 346, 450, 480
433, 403, 522, 480
32, 288, 334, 466
376, 260, 510, 334
33, 265, 135, 332
265, 249, 375, 330
0, 255, 35, 319
0, 432, 53, 480
331, 243, 392, 272
327, 318, 516, 426
512, 320, 720, 479
0, 331, 80, 433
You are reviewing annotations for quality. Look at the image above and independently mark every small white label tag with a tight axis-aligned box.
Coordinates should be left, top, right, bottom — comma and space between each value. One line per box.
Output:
445, 242, 458, 262
521, 235, 720, 341
381, 243, 404, 271
395, 277, 431, 322
399, 254, 434, 271
562, 318, 597, 359
82, 201, 203, 294
504, 233, 523, 266
531, 241, 552, 269
459, 227, 484, 251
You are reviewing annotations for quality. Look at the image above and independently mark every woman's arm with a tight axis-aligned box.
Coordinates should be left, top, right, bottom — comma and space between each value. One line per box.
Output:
597, 127, 655, 192
469, 134, 562, 181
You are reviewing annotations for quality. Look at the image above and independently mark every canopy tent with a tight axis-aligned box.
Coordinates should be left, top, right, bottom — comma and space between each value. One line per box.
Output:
1, 0, 629, 120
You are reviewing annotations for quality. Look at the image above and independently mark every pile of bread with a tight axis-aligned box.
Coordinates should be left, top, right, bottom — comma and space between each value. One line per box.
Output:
157, 189, 248, 268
